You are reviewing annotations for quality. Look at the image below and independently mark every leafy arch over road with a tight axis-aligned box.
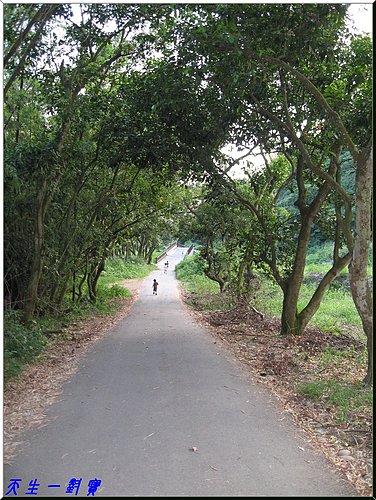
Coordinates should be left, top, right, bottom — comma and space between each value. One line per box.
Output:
4, 4, 372, 383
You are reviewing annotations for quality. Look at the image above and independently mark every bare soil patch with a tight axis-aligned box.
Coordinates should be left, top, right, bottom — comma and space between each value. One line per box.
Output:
181, 290, 372, 497
4, 278, 144, 464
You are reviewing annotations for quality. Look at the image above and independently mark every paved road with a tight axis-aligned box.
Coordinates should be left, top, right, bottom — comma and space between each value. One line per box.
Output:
4, 248, 356, 497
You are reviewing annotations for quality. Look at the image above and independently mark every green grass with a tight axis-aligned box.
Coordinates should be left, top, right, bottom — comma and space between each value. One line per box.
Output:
4, 310, 48, 382
297, 379, 372, 423
99, 256, 157, 284
320, 345, 367, 369
305, 241, 372, 277
176, 256, 237, 311
176, 255, 220, 294
175, 255, 229, 310
254, 277, 362, 332
306, 241, 339, 265
176, 246, 367, 333
181, 274, 220, 295
254, 278, 283, 317
175, 254, 205, 280
309, 287, 362, 330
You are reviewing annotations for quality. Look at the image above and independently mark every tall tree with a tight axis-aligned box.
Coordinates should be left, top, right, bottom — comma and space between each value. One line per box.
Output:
149, 4, 372, 380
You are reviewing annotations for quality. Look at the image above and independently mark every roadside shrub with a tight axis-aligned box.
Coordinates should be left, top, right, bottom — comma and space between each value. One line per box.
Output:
175, 254, 206, 281
96, 283, 131, 301
4, 311, 47, 380
101, 256, 156, 281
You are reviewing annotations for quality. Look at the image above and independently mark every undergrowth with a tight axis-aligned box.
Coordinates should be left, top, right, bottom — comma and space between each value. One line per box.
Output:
297, 379, 372, 423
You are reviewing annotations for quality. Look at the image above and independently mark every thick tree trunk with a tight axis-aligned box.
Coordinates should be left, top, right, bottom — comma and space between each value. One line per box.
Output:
280, 150, 341, 336
245, 263, 257, 298
350, 147, 373, 384
137, 237, 145, 257
280, 288, 298, 335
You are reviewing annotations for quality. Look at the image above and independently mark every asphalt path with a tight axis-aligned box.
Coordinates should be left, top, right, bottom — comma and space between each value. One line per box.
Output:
4, 247, 356, 497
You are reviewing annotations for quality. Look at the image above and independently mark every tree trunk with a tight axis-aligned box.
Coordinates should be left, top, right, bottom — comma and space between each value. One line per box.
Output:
22, 178, 48, 323
77, 267, 88, 303
88, 259, 106, 303
93, 260, 106, 299
4, 5, 55, 66
204, 269, 226, 293
56, 275, 70, 307
138, 237, 145, 257
280, 150, 341, 336
146, 247, 155, 265
297, 253, 351, 333
15, 74, 24, 144
280, 219, 311, 335
202, 243, 227, 293
49, 280, 60, 304
280, 286, 298, 335
72, 269, 76, 302
237, 258, 246, 299
87, 272, 96, 303
350, 146, 373, 384
245, 263, 256, 299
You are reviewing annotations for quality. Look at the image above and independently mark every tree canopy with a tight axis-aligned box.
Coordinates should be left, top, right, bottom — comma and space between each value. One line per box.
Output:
3, 3, 372, 382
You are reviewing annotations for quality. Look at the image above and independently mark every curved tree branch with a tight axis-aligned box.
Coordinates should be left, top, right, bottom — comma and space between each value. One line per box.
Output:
245, 51, 360, 163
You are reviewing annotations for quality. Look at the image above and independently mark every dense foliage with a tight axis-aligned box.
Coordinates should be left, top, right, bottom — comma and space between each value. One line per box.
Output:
4, 4, 372, 382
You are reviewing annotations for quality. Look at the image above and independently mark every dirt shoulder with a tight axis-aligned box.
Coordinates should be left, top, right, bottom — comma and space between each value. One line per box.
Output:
179, 289, 372, 497
4, 278, 145, 464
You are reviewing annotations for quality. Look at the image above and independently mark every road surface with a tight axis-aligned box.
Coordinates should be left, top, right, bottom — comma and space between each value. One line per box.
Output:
4, 247, 356, 497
